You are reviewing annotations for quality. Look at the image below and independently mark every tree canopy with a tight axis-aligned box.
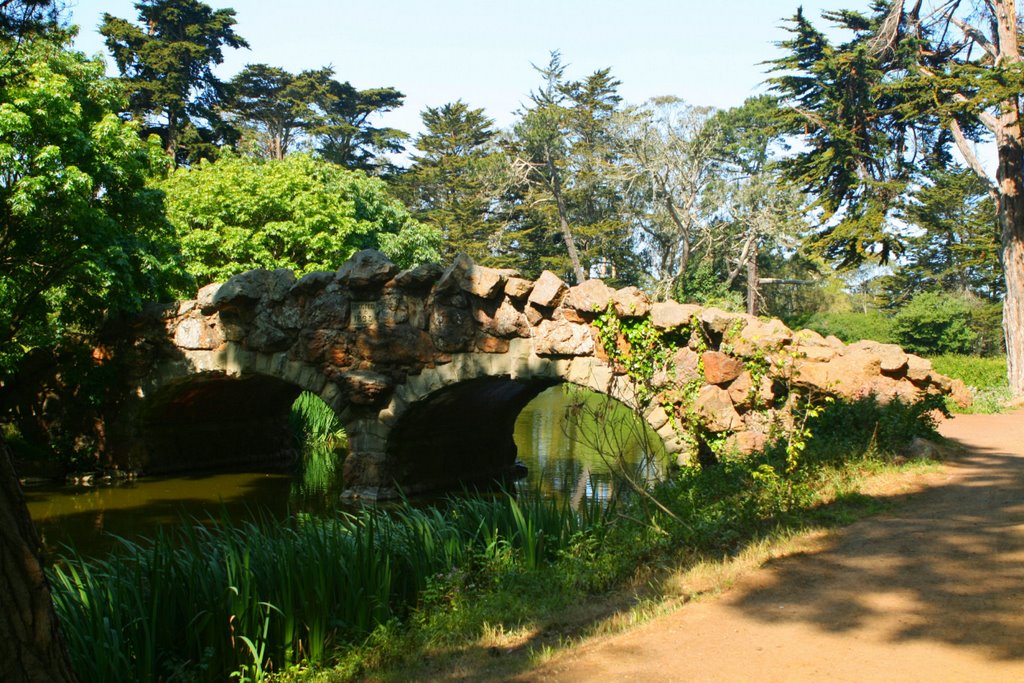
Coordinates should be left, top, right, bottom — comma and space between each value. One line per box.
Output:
158, 152, 441, 284
399, 100, 501, 262
0, 33, 186, 372
769, 0, 1024, 393
100, 0, 249, 164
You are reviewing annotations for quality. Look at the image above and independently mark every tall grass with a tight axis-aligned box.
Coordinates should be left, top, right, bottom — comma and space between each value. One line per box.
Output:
49, 493, 603, 682
289, 391, 347, 449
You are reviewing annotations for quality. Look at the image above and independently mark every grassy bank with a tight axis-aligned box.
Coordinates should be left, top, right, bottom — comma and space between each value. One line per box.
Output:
48, 396, 943, 682
930, 354, 1010, 413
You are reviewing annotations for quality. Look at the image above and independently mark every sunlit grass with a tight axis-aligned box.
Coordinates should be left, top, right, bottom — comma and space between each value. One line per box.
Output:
49, 492, 603, 682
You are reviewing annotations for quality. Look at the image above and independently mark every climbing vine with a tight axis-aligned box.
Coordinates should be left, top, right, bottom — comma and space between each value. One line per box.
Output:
592, 307, 676, 408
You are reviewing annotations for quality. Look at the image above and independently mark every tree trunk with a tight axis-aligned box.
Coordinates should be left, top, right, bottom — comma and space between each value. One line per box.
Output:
0, 438, 77, 682
998, 139, 1024, 396
545, 155, 587, 284
994, 0, 1024, 397
746, 242, 760, 316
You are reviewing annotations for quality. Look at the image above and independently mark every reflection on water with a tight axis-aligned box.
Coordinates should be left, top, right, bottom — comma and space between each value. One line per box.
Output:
25, 384, 666, 556
513, 385, 665, 506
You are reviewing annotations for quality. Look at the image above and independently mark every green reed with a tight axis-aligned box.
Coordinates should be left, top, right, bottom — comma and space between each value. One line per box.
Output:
48, 492, 605, 682
289, 391, 347, 448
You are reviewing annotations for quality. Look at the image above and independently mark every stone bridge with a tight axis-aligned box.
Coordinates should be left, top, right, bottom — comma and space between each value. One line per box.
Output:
107, 250, 961, 498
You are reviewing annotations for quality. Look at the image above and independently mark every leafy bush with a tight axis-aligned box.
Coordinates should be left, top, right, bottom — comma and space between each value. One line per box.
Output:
930, 354, 1008, 390
891, 291, 977, 355
931, 354, 1010, 414
799, 309, 895, 344
158, 152, 441, 285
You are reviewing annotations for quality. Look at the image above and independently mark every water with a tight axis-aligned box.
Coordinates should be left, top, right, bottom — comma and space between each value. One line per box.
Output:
25, 385, 665, 557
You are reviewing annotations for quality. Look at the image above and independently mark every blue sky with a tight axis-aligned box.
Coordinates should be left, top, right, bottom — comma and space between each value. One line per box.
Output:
65, 0, 860, 138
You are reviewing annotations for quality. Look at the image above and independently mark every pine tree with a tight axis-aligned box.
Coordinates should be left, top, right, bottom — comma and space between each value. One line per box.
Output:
100, 0, 248, 164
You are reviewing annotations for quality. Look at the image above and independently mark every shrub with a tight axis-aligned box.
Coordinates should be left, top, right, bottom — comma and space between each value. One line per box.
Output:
799, 309, 895, 344
891, 291, 977, 355
930, 354, 1008, 390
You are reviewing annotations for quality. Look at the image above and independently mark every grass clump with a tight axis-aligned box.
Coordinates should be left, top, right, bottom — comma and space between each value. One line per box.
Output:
49, 494, 604, 682
289, 392, 347, 450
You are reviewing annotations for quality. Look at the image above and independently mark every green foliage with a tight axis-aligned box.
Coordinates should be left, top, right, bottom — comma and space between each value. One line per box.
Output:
100, 0, 249, 164
398, 100, 502, 263
767, 5, 932, 265
50, 493, 602, 681
308, 80, 408, 173
675, 260, 744, 311
799, 309, 895, 344
592, 309, 674, 406
931, 354, 1010, 414
0, 0, 59, 41
289, 392, 345, 449
930, 354, 1008, 391
879, 166, 1002, 306
891, 291, 979, 355
224, 64, 324, 160
0, 35, 187, 373
503, 52, 641, 285
158, 152, 441, 284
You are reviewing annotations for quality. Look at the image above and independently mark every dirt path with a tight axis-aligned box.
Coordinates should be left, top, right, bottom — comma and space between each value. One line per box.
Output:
518, 410, 1024, 682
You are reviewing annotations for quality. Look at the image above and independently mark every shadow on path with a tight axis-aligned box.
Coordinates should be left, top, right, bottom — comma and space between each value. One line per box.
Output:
516, 410, 1024, 682
726, 431, 1024, 661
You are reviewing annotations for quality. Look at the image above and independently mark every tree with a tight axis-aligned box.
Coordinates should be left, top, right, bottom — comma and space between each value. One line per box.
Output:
158, 152, 441, 284
614, 97, 721, 299
505, 52, 636, 285
100, 0, 248, 164
705, 96, 806, 314
0, 437, 77, 682
770, 1, 1024, 394
1, 0, 60, 62
399, 100, 501, 262
308, 77, 407, 173
224, 63, 325, 160
880, 165, 1002, 306
0, 25, 187, 681
0, 36, 184, 374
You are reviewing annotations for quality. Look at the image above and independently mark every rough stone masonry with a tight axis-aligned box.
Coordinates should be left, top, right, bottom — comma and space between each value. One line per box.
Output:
108, 250, 967, 498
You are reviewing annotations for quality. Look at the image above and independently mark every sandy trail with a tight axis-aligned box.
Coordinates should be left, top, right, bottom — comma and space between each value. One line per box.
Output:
518, 410, 1024, 682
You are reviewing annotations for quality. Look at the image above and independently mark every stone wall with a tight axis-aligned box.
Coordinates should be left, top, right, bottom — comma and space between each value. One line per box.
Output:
111, 250, 964, 496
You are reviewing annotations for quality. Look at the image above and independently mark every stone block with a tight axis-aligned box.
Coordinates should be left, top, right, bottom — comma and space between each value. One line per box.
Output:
337, 250, 398, 288
504, 276, 534, 300
646, 405, 670, 431
650, 301, 702, 330
532, 319, 595, 356
702, 351, 744, 385
612, 286, 651, 318
563, 279, 616, 318
528, 270, 568, 308
695, 384, 743, 432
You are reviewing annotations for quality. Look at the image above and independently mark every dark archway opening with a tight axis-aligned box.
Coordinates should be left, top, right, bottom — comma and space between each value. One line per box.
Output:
140, 374, 303, 473
386, 376, 559, 493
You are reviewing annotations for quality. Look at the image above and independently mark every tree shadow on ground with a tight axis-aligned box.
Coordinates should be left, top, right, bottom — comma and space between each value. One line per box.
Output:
400, 432, 1024, 681
722, 441, 1024, 662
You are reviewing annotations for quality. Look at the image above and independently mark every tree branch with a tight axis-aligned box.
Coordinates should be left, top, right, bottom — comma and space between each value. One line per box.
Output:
948, 117, 999, 200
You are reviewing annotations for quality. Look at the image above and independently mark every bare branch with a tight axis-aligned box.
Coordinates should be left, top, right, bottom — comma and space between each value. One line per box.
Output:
949, 14, 998, 59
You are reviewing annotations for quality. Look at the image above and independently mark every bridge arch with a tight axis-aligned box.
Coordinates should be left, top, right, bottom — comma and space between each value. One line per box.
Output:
343, 338, 682, 498
121, 345, 333, 473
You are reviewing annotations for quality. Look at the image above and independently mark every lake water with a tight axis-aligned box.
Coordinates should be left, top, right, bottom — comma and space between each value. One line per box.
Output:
25, 385, 665, 556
